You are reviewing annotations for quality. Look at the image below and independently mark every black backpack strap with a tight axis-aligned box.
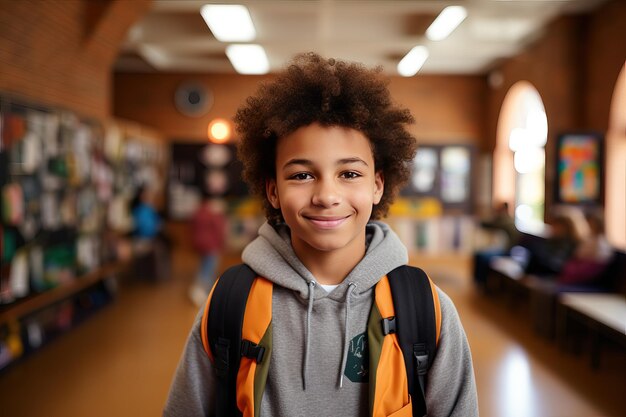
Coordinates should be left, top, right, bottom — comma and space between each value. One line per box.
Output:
388, 265, 437, 417
206, 264, 257, 417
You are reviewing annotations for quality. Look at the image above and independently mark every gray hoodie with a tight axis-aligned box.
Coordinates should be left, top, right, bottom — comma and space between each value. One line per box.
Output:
163, 221, 478, 417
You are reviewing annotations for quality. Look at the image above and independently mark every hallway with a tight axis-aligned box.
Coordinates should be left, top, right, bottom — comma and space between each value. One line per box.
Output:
0, 250, 623, 417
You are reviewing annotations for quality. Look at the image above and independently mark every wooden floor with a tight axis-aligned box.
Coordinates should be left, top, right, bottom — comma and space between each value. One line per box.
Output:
1, 249, 624, 417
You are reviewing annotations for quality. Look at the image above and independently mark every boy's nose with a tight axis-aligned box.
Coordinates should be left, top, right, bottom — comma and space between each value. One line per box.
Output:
311, 179, 342, 207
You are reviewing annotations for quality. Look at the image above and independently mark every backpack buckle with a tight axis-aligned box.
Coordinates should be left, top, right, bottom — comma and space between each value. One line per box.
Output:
381, 316, 397, 335
241, 339, 266, 363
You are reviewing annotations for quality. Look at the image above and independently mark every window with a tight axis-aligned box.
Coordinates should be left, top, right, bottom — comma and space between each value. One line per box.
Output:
605, 63, 626, 249
494, 81, 547, 233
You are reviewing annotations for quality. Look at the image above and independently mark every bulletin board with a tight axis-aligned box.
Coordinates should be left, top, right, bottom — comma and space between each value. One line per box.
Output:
0, 95, 166, 305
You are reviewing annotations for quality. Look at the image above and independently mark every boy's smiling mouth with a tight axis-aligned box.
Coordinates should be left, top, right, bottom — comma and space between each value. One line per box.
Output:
303, 215, 350, 229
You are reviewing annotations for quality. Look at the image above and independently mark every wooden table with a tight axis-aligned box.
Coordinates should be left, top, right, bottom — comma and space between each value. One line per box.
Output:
557, 293, 626, 368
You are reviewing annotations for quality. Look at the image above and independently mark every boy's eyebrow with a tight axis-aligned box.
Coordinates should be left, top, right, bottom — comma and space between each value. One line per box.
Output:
338, 157, 369, 167
282, 157, 369, 169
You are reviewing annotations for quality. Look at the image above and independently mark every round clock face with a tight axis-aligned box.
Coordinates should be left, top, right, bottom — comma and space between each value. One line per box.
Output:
174, 82, 213, 117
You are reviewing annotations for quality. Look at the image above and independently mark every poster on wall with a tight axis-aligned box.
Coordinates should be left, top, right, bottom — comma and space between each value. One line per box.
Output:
556, 133, 603, 204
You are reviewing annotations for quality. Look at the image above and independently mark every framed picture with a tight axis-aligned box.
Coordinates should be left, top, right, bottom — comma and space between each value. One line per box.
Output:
555, 132, 603, 204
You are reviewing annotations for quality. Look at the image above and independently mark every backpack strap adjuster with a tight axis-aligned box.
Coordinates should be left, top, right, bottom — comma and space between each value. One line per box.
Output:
381, 316, 397, 335
414, 346, 429, 376
241, 339, 266, 363
413, 342, 429, 402
214, 337, 230, 378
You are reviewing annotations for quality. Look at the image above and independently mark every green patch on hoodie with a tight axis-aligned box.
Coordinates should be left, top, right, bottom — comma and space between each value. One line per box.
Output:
344, 332, 369, 383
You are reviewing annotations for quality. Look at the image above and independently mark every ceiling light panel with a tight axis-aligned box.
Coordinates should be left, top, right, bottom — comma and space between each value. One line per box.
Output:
226, 44, 270, 75
426, 6, 468, 41
397, 46, 429, 77
200, 4, 256, 42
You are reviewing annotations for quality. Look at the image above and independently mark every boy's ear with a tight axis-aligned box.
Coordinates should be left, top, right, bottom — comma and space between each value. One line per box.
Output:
373, 171, 384, 205
266, 179, 281, 209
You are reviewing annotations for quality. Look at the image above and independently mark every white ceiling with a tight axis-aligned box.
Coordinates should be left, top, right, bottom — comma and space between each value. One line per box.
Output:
115, 0, 608, 75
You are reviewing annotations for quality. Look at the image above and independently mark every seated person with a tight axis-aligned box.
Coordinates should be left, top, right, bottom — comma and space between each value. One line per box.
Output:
480, 202, 520, 248
524, 211, 582, 276
473, 201, 519, 287
558, 210, 613, 285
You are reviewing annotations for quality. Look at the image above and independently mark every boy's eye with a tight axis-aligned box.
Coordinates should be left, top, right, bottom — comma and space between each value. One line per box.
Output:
290, 172, 313, 180
341, 171, 361, 179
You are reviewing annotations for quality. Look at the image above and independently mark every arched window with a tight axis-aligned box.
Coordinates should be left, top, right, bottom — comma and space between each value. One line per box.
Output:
605, 62, 626, 249
494, 81, 548, 233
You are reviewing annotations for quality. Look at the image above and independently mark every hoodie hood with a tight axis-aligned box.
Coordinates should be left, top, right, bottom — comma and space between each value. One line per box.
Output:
242, 220, 408, 300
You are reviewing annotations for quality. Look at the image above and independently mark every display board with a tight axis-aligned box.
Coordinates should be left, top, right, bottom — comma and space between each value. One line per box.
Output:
401, 144, 474, 213
0, 95, 166, 371
168, 142, 248, 220
1, 100, 103, 304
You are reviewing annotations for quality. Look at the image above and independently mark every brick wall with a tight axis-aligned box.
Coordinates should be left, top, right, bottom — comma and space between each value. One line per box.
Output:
113, 72, 487, 146
585, 0, 626, 132
486, 16, 585, 150
485, 0, 626, 212
486, 0, 626, 149
389, 75, 486, 145
0, 0, 151, 119
113, 73, 274, 141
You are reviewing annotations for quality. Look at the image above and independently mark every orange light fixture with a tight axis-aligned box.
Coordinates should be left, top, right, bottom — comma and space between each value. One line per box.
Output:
208, 118, 231, 143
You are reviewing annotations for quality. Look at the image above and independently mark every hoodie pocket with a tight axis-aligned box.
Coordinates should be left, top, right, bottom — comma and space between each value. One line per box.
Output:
387, 399, 412, 417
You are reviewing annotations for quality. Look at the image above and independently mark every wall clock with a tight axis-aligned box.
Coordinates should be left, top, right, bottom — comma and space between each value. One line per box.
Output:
174, 82, 213, 117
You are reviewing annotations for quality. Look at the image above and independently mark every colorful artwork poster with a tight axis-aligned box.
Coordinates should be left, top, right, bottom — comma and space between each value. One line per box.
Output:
557, 134, 601, 203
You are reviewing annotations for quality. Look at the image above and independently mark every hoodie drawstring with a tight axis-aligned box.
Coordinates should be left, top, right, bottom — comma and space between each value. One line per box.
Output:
339, 282, 357, 388
302, 280, 316, 390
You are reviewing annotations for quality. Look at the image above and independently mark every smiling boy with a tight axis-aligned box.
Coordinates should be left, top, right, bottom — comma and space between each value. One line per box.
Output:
164, 53, 478, 417
268, 123, 384, 285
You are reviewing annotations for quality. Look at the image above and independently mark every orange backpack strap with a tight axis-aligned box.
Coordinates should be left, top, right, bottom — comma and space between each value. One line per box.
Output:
368, 274, 412, 417
369, 266, 441, 417
236, 276, 272, 417
200, 264, 273, 417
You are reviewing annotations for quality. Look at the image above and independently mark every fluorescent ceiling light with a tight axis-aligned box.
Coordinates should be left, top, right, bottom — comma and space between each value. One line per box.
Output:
226, 44, 269, 74
426, 6, 467, 41
397, 46, 429, 77
200, 4, 256, 42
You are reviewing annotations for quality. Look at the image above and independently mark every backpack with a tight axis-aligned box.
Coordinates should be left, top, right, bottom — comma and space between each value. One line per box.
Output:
201, 264, 441, 417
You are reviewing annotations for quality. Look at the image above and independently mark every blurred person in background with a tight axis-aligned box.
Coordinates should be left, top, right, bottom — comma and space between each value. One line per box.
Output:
524, 209, 584, 276
188, 193, 227, 306
558, 209, 614, 284
130, 184, 170, 280
131, 185, 162, 240
480, 202, 519, 247
473, 201, 520, 287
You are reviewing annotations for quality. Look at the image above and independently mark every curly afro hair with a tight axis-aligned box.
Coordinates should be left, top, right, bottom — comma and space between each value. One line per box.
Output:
235, 52, 417, 225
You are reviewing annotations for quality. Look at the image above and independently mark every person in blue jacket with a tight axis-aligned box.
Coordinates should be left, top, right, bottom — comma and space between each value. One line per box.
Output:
131, 185, 162, 239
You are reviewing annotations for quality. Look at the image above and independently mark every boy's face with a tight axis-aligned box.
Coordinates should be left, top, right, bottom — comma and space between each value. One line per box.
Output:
266, 123, 384, 258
